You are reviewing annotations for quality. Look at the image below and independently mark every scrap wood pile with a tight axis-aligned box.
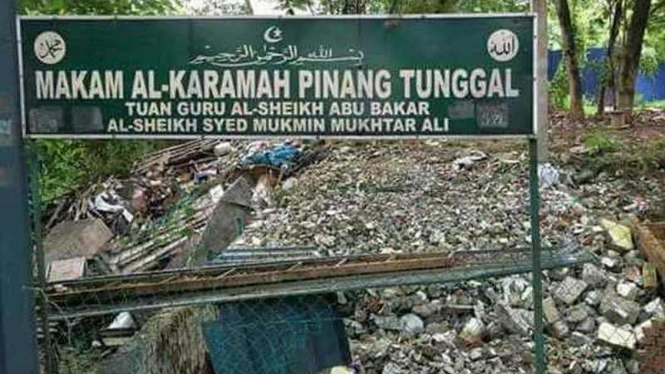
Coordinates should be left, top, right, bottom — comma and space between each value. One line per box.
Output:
42, 138, 328, 281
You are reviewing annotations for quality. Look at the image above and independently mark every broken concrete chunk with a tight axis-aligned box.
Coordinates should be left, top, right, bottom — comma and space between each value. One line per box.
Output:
220, 176, 254, 208
644, 298, 665, 318
634, 319, 653, 343
47, 257, 86, 282
600, 294, 640, 325
399, 313, 424, 337
601, 256, 620, 269
500, 276, 531, 308
213, 142, 234, 157
582, 263, 610, 288
44, 218, 112, 265
382, 363, 405, 374
551, 320, 570, 338
208, 185, 224, 204
569, 331, 592, 347
543, 297, 561, 324
330, 367, 354, 374
496, 303, 533, 336
600, 219, 634, 252
585, 290, 603, 307
616, 281, 639, 300
432, 331, 457, 346
468, 347, 484, 361
108, 312, 136, 330
412, 300, 440, 318
427, 321, 450, 335
555, 277, 588, 305
576, 318, 596, 333
624, 265, 642, 284
597, 322, 636, 349
458, 318, 485, 346
372, 315, 401, 332
566, 305, 590, 324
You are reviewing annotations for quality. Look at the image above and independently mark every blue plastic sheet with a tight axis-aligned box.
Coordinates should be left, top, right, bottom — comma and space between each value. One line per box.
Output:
246, 145, 302, 168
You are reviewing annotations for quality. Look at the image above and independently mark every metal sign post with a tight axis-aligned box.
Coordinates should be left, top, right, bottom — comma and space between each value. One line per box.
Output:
530, 138, 546, 374
0, 0, 40, 373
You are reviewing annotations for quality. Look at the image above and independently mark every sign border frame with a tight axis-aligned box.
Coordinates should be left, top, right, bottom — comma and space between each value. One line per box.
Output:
17, 13, 538, 140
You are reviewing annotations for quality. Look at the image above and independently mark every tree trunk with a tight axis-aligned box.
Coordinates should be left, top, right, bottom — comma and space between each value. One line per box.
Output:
617, 0, 652, 122
342, 0, 365, 14
244, 0, 254, 14
597, 0, 623, 116
556, 0, 585, 120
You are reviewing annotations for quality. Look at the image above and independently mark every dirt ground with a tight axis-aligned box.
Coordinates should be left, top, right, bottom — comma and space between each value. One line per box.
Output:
549, 108, 665, 149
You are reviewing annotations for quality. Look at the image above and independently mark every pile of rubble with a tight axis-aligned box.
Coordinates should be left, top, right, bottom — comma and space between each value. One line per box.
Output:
236, 142, 662, 254
333, 243, 663, 374
43, 139, 665, 374
228, 141, 665, 374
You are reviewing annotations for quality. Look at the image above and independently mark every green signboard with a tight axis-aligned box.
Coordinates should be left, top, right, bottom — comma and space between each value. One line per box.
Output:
19, 15, 535, 139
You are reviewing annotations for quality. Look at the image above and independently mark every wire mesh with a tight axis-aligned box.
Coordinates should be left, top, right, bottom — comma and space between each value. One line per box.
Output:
37, 247, 661, 374
37, 260, 581, 374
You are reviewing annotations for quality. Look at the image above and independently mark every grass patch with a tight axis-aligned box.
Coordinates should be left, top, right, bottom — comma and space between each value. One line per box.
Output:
636, 99, 665, 110
580, 127, 664, 177
585, 136, 665, 177
584, 129, 619, 155
653, 137, 665, 150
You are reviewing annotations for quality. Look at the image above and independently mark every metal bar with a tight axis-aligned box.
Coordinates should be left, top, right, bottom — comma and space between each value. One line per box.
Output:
51, 248, 548, 288
48, 253, 464, 305
530, 138, 546, 374
28, 143, 56, 374
0, 0, 40, 372
52, 251, 456, 287
47, 250, 595, 321
532, 0, 549, 160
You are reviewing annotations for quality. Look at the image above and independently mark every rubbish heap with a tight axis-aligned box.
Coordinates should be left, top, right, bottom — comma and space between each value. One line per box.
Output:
43, 138, 326, 279
231, 141, 665, 374
42, 139, 665, 374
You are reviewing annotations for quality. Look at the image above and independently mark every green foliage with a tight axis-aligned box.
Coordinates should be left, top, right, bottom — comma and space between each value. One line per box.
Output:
19, 0, 181, 15
638, 45, 661, 76
588, 136, 665, 176
653, 137, 665, 151
548, 0, 607, 50
34, 140, 87, 202
185, 0, 249, 15
272, 0, 528, 15
376, 0, 529, 14
637, 99, 665, 109
549, 63, 570, 109
584, 129, 618, 155
35, 140, 162, 202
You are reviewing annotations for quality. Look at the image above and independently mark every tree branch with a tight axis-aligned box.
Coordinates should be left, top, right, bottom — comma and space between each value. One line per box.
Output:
650, 0, 665, 14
